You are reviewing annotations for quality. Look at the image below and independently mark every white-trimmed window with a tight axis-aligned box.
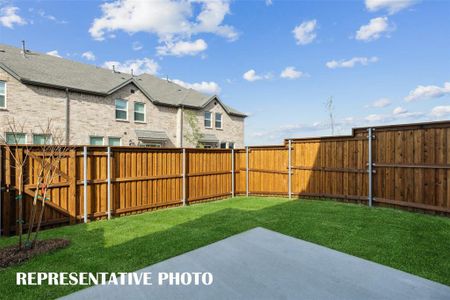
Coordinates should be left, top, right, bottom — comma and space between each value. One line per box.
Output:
215, 113, 222, 129
134, 102, 145, 122
0, 81, 6, 109
33, 134, 52, 145
204, 112, 212, 128
89, 136, 104, 145
115, 99, 128, 121
5, 132, 26, 144
108, 137, 121, 146
220, 142, 227, 149
228, 142, 235, 149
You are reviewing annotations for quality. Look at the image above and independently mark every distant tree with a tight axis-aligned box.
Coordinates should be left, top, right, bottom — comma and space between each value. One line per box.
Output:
325, 96, 335, 136
184, 110, 204, 148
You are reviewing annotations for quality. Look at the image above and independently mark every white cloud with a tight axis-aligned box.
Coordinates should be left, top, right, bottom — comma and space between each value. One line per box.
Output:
265, 0, 273, 6
293, 20, 317, 45
157, 39, 207, 56
370, 97, 391, 108
132, 41, 143, 51
33, 8, 67, 24
365, 110, 424, 123
280, 66, 305, 79
89, 0, 238, 56
365, 0, 416, 14
171, 79, 220, 95
405, 82, 450, 102
326, 56, 378, 69
430, 106, 450, 118
243, 69, 272, 82
243, 70, 261, 82
355, 17, 393, 41
103, 58, 160, 75
0, 6, 27, 28
46, 50, 62, 58
82, 51, 96, 61
250, 108, 426, 143
392, 106, 407, 115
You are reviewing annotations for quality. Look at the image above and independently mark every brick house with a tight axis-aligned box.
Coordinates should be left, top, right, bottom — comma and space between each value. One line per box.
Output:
0, 43, 246, 148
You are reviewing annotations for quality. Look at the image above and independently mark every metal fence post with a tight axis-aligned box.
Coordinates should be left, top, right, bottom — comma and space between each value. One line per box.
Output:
246, 146, 249, 197
231, 149, 235, 197
368, 128, 374, 207
83, 146, 88, 223
0, 148, 2, 236
288, 139, 292, 199
107, 147, 111, 220
182, 148, 186, 206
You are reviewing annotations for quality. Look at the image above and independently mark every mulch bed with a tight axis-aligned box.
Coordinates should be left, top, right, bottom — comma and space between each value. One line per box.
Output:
0, 239, 70, 268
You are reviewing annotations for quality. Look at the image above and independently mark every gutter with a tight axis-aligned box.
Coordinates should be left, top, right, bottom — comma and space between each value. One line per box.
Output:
65, 88, 70, 145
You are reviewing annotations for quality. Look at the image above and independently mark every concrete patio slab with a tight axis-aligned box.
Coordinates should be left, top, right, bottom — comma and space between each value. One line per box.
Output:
62, 227, 450, 300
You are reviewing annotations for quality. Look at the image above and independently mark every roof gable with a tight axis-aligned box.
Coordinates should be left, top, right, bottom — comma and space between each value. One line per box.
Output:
0, 43, 246, 117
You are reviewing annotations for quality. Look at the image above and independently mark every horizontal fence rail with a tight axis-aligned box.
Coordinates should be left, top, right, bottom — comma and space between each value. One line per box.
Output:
1, 120, 449, 235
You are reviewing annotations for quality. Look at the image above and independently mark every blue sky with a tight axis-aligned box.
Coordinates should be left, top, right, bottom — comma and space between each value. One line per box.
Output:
0, 0, 449, 145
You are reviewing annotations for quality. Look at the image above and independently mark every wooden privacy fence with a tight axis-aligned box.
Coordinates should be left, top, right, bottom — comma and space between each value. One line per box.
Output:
244, 121, 450, 214
0, 120, 449, 235
0, 147, 244, 235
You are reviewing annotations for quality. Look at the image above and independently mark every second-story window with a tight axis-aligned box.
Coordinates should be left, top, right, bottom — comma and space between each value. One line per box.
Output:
215, 113, 222, 129
134, 102, 145, 122
0, 81, 6, 109
115, 99, 128, 121
204, 112, 212, 128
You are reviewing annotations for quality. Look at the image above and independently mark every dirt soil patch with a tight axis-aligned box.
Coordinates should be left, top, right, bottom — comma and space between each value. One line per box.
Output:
0, 239, 70, 268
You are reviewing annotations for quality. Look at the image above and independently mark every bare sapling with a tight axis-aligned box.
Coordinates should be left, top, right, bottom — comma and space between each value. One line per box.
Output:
0, 118, 31, 250
28, 121, 71, 248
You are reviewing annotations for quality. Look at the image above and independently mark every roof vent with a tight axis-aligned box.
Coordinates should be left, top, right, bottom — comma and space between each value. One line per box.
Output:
21, 40, 27, 58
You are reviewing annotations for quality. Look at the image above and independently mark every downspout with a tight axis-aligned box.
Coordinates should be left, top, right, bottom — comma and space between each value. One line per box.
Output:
65, 88, 70, 145
180, 105, 184, 147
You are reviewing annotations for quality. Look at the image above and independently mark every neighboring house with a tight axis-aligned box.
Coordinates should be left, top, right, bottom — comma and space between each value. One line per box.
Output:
0, 43, 246, 148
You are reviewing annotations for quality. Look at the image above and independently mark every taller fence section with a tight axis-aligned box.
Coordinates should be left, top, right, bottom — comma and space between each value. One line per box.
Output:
371, 122, 450, 213
241, 121, 450, 215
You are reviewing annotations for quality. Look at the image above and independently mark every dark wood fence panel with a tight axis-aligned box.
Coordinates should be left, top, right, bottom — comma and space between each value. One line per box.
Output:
372, 125, 450, 212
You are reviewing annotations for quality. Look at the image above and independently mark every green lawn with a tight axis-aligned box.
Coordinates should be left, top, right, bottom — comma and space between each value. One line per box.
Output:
1, 196, 449, 299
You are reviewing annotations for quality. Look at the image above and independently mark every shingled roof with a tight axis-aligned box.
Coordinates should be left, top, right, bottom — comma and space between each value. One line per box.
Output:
0, 44, 246, 117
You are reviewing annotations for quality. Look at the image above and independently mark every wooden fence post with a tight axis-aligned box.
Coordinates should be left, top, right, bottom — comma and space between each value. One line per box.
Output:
231, 149, 235, 197
68, 149, 77, 224
107, 147, 111, 220
288, 139, 292, 199
83, 146, 87, 223
246, 146, 249, 197
368, 128, 374, 207
182, 148, 186, 206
